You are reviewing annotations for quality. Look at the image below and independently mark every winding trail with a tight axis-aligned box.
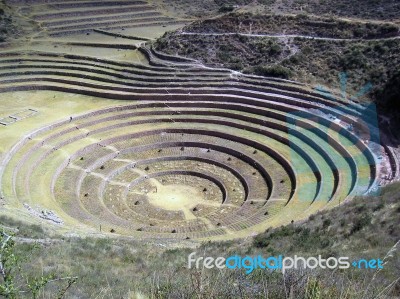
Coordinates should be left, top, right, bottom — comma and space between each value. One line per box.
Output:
178, 31, 400, 41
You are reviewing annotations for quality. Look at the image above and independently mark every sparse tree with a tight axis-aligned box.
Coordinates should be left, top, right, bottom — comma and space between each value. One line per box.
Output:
0, 232, 77, 298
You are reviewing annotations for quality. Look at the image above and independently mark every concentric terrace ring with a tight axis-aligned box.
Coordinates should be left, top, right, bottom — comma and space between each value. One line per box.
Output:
0, 47, 383, 240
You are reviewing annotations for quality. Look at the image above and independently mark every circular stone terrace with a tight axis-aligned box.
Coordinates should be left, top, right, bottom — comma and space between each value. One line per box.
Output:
0, 0, 395, 240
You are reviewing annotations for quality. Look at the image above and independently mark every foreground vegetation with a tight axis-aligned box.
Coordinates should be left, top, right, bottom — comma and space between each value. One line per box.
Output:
1, 183, 399, 298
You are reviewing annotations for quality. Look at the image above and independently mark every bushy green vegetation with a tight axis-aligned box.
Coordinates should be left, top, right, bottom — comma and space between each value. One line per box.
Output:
155, 33, 290, 74
278, 0, 400, 21
215, 0, 253, 6
158, 0, 400, 21
218, 5, 235, 13
186, 13, 399, 39
253, 65, 292, 79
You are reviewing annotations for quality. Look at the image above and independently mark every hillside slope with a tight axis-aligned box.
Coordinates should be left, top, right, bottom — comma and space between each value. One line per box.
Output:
154, 12, 400, 134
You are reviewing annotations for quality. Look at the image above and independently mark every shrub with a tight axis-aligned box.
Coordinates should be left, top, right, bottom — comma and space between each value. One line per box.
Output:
340, 48, 367, 69
373, 201, 384, 211
218, 5, 235, 12
253, 235, 270, 248
305, 279, 321, 299
253, 65, 292, 79
350, 214, 371, 234
217, 50, 231, 62
322, 219, 331, 229
230, 62, 244, 70
269, 43, 282, 55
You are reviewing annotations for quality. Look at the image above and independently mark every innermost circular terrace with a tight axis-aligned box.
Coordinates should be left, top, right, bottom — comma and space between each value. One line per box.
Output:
0, 97, 381, 240
146, 183, 212, 220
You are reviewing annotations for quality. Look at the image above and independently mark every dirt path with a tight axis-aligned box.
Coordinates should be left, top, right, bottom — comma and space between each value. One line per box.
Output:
178, 31, 400, 41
